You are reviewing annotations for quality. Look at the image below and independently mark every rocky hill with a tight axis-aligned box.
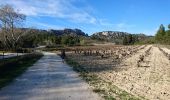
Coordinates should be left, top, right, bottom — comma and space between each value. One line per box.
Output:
48, 28, 88, 36
91, 31, 149, 44
21, 28, 88, 37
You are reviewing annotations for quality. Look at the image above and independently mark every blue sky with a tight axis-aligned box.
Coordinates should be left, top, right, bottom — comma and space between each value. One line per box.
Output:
0, 0, 170, 35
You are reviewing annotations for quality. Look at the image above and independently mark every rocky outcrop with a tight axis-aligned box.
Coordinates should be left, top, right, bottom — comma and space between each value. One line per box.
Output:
48, 28, 88, 36
91, 31, 149, 44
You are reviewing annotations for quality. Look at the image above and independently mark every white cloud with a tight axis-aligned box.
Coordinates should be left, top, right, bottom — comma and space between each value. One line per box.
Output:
0, 0, 141, 34
26, 19, 64, 29
0, 0, 97, 24
97, 20, 136, 32
97, 19, 135, 29
34, 22, 64, 29
68, 12, 97, 24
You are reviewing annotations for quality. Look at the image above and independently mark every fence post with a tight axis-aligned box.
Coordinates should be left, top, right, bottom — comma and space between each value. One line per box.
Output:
17, 49, 18, 56
2, 52, 4, 59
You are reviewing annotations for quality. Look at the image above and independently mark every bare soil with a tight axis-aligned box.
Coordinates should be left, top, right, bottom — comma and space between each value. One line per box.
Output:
67, 45, 170, 100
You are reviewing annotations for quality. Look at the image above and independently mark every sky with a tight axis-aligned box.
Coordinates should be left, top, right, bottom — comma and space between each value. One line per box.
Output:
0, 0, 170, 36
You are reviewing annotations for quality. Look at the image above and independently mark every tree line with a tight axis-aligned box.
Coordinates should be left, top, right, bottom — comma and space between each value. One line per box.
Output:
155, 24, 170, 44
1, 4, 169, 51
0, 5, 86, 51
122, 34, 139, 45
21, 30, 85, 48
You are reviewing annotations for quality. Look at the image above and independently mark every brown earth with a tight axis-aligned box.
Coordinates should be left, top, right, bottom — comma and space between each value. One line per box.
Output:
67, 45, 170, 100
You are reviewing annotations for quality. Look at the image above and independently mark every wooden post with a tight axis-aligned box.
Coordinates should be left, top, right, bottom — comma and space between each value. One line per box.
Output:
2, 52, 4, 59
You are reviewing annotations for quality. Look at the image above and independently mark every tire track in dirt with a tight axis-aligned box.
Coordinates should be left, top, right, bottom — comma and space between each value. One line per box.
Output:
146, 47, 170, 100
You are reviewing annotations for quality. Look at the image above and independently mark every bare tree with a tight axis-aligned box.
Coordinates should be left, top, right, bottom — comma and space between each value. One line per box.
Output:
0, 4, 26, 50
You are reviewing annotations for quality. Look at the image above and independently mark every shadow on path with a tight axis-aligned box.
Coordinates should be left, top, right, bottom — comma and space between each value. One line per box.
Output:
0, 52, 101, 100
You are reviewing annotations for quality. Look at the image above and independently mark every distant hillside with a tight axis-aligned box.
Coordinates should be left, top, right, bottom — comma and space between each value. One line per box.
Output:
21, 28, 88, 37
91, 31, 150, 44
48, 28, 88, 36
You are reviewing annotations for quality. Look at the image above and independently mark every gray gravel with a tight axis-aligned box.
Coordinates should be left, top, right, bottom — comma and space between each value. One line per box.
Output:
0, 53, 26, 59
0, 52, 101, 100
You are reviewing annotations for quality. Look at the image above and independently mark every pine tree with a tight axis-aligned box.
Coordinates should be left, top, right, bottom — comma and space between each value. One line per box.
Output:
123, 36, 128, 45
168, 24, 170, 29
155, 24, 166, 43
165, 24, 170, 44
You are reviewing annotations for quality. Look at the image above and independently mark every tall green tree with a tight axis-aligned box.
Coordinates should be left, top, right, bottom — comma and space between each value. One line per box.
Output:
168, 24, 170, 29
123, 36, 128, 45
155, 24, 166, 43
165, 24, 170, 44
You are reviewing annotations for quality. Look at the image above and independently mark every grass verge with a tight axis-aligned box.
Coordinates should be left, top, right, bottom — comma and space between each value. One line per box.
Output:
0, 53, 43, 89
65, 57, 145, 100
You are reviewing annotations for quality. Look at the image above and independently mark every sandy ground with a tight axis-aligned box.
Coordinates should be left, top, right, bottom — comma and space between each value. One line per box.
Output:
0, 52, 102, 100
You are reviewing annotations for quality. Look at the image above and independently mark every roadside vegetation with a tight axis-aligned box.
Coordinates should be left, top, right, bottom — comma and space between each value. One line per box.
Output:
155, 24, 170, 44
0, 53, 43, 89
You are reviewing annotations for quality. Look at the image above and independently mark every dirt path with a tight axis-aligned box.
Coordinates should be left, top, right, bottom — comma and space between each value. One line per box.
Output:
0, 52, 101, 100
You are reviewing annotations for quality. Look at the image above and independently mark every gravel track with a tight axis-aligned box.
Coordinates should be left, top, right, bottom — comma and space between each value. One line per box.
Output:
0, 52, 101, 100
